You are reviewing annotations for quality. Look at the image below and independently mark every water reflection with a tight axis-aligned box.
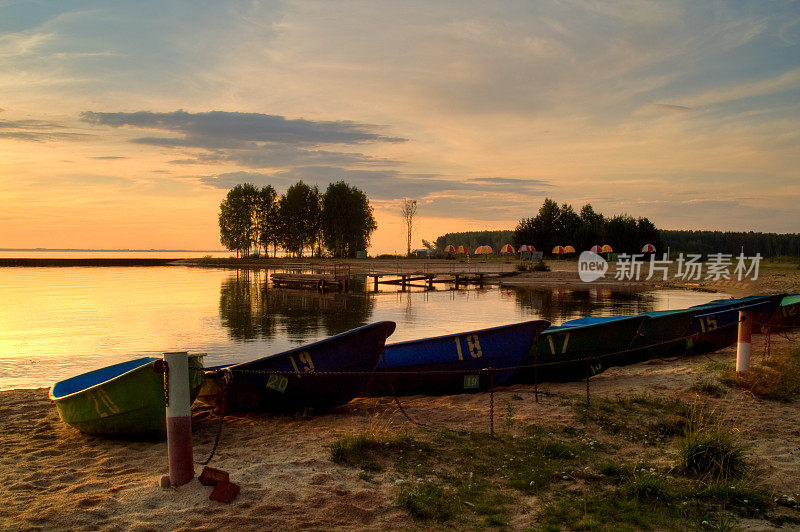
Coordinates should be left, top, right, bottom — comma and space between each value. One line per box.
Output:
218, 270, 375, 341
511, 287, 658, 324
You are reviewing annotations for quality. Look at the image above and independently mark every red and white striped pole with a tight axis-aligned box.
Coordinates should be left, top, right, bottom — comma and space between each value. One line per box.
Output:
736, 311, 753, 373
162, 351, 194, 487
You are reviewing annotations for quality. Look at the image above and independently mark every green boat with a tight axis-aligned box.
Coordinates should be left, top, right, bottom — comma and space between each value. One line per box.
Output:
511, 314, 650, 383
49, 355, 205, 439
762, 293, 800, 331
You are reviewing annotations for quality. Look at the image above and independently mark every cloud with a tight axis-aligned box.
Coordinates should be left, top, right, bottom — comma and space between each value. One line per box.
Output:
653, 103, 695, 112
468, 177, 552, 188
168, 144, 396, 168
91, 155, 126, 159
79, 109, 406, 169
200, 167, 552, 221
0, 118, 89, 142
80, 110, 406, 145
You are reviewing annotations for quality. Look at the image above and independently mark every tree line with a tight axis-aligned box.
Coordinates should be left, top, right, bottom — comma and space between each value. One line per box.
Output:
434, 230, 515, 253
218, 181, 377, 258
661, 230, 800, 257
513, 199, 662, 255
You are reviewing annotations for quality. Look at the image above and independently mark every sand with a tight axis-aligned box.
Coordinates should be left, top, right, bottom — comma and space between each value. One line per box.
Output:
2, 328, 799, 531
497, 259, 800, 297
3, 261, 799, 530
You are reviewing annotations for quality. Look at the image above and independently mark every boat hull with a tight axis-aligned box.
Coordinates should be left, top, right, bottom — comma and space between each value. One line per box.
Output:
201, 321, 396, 413
50, 356, 205, 439
689, 295, 783, 354
512, 315, 650, 383
360, 320, 551, 396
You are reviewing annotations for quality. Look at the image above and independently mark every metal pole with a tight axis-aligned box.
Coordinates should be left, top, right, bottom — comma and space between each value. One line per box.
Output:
736, 311, 753, 373
162, 351, 194, 487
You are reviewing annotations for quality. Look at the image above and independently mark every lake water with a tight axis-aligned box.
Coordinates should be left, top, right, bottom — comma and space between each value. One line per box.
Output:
0, 266, 726, 390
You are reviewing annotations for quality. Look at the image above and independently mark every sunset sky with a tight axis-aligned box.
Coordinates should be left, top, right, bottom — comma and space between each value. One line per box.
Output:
1, 1, 798, 254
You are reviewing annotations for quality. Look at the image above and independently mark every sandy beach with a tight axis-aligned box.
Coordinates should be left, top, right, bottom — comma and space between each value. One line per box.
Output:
2, 259, 798, 530
3, 326, 799, 530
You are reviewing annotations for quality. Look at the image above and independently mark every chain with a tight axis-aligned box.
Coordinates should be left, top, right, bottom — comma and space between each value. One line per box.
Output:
488, 369, 495, 437
197, 370, 231, 465
162, 361, 170, 407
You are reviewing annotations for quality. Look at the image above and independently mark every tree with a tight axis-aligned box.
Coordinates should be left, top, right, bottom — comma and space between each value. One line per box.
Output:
575, 203, 605, 251
218, 183, 259, 257
277, 181, 321, 257
401, 198, 417, 256
321, 181, 377, 257
256, 185, 279, 257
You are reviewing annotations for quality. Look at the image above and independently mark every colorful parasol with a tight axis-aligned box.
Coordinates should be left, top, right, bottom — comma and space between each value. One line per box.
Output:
455, 245, 468, 254
474, 245, 494, 255
601, 244, 613, 253
518, 245, 536, 253
564, 245, 576, 253
500, 244, 515, 254
589, 245, 602, 254
641, 243, 656, 253
443, 244, 456, 253
551, 245, 566, 255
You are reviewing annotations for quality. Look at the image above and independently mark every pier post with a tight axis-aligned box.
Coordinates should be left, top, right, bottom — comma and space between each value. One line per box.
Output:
162, 351, 194, 487
736, 311, 753, 373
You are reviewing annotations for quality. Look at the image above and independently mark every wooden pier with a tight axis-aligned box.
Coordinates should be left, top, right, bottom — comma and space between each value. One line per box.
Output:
270, 273, 349, 292
366, 272, 493, 291
266, 261, 513, 292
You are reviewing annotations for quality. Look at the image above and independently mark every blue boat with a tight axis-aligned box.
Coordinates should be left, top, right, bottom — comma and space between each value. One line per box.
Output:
199, 321, 396, 412
688, 294, 784, 354
359, 320, 550, 396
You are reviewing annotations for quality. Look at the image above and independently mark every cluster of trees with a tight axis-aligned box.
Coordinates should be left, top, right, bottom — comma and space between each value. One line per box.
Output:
434, 230, 515, 253
661, 230, 800, 257
219, 181, 377, 258
513, 199, 662, 255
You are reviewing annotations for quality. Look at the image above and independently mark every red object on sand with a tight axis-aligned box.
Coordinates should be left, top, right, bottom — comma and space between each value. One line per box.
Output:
199, 466, 230, 486
210, 480, 240, 503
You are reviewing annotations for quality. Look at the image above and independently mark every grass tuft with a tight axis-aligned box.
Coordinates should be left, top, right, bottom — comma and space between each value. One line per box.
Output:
690, 378, 726, 397
396, 482, 459, 521
720, 348, 800, 402
329, 431, 427, 472
677, 425, 747, 481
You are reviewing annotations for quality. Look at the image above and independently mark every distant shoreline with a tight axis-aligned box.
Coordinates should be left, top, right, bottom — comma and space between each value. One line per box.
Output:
0, 248, 226, 252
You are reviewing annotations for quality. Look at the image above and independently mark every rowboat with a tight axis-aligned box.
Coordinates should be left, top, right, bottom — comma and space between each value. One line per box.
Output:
688, 294, 784, 354
199, 321, 396, 412
511, 314, 651, 383
554, 307, 698, 365
49, 355, 205, 439
756, 293, 800, 332
359, 320, 551, 396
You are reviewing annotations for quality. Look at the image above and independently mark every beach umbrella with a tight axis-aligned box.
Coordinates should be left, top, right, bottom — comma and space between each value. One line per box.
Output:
551, 245, 565, 255
474, 245, 493, 255
443, 244, 456, 253
641, 243, 656, 253
601, 244, 613, 253
517, 244, 536, 253
564, 245, 576, 254
500, 244, 515, 254
455, 245, 468, 254
589, 245, 602, 254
